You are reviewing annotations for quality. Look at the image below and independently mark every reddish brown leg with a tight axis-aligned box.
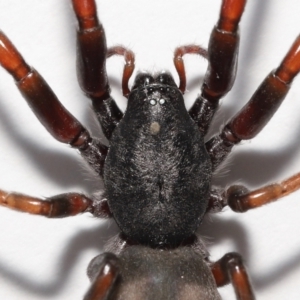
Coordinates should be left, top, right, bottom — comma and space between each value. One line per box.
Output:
0, 31, 86, 148
85, 253, 119, 300
179, 0, 247, 134
203, 0, 246, 101
206, 35, 300, 169
0, 31, 107, 176
225, 172, 300, 213
0, 190, 91, 217
107, 46, 135, 98
0, 189, 112, 218
72, 0, 124, 140
206, 171, 300, 214
211, 253, 255, 300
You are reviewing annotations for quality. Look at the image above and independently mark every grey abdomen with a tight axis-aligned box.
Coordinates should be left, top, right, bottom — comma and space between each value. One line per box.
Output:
109, 246, 221, 300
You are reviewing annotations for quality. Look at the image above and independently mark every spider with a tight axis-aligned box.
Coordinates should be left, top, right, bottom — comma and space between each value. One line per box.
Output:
0, 0, 300, 300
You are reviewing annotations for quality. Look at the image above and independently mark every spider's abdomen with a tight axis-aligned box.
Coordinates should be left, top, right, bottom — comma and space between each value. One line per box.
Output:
104, 78, 212, 246
88, 246, 221, 300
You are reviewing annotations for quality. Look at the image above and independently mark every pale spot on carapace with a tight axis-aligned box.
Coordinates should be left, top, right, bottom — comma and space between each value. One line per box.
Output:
150, 122, 160, 135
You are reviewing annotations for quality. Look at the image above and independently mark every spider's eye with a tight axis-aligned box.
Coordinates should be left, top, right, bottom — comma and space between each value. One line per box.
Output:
159, 99, 165, 105
150, 99, 157, 105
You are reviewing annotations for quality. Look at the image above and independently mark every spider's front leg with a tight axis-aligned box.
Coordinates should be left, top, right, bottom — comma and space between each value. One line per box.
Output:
174, 0, 247, 135
0, 31, 112, 218
205, 35, 300, 212
71, 0, 135, 139
0, 30, 107, 176
206, 34, 300, 169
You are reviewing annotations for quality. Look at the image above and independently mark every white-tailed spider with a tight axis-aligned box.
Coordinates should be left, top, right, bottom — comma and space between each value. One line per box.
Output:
0, 0, 300, 299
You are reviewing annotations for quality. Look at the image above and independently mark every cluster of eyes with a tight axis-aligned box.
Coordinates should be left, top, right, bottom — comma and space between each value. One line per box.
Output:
149, 98, 166, 106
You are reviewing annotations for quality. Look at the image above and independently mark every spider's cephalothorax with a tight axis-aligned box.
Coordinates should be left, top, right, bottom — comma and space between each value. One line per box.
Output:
104, 73, 212, 246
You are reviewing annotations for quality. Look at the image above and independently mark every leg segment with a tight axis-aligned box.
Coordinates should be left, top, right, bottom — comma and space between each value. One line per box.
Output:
175, 0, 246, 135
211, 252, 255, 300
0, 31, 107, 176
206, 35, 300, 169
0, 31, 86, 147
202, 0, 246, 101
226, 172, 300, 213
72, 0, 107, 98
0, 190, 92, 218
206, 171, 300, 214
85, 253, 119, 300
0, 189, 112, 218
72, 0, 135, 139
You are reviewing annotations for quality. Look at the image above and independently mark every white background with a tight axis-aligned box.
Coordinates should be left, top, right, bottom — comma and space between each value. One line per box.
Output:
0, 0, 300, 299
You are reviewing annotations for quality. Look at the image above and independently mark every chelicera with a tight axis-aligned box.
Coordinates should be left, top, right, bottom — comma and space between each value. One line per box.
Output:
0, 0, 300, 299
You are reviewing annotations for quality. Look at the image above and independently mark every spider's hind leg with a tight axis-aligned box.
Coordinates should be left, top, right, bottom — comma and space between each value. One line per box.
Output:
211, 252, 255, 300
85, 253, 119, 300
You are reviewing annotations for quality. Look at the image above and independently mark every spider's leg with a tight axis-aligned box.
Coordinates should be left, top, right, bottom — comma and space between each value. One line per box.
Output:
0, 189, 111, 218
84, 253, 119, 300
206, 171, 300, 213
173, 0, 247, 135
0, 31, 107, 176
211, 252, 255, 300
223, 172, 300, 213
206, 35, 300, 170
72, 0, 134, 140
